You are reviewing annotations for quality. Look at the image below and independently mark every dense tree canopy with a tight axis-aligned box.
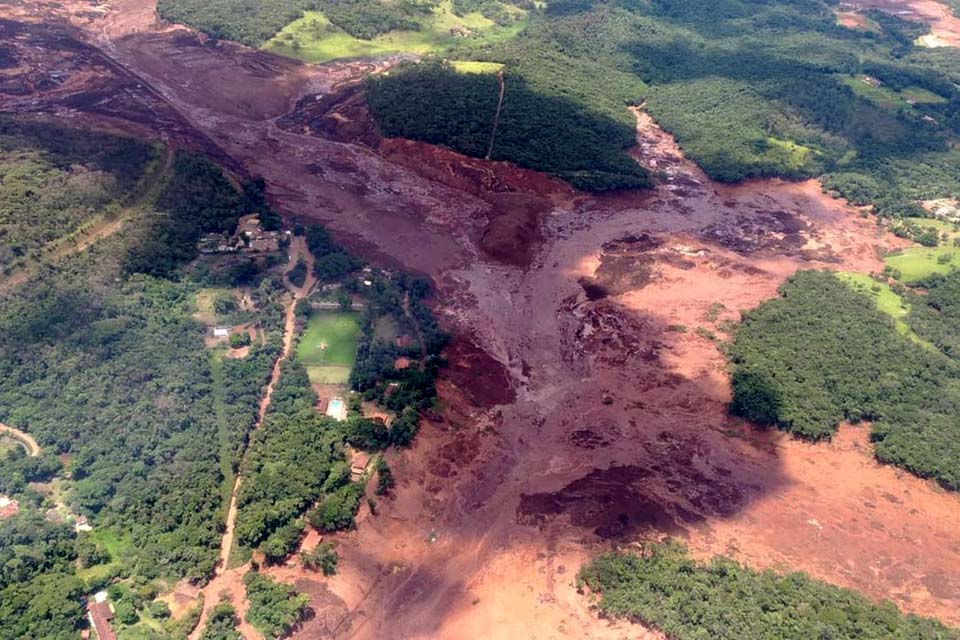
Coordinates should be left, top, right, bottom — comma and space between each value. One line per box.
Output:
579, 542, 959, 639
728, 270, 960, 489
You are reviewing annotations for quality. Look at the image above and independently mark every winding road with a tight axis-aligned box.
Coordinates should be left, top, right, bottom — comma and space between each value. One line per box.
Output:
0, 423, 40, 457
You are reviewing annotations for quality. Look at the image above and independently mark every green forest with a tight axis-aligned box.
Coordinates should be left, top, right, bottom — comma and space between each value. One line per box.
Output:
156, 0, 317, 45
366, 62, 651, 191
728, 270, 960, 489
579, 542, 959, 639
362, 0, 960, 202
0, 120, 285, 639
0, 117, 157, 274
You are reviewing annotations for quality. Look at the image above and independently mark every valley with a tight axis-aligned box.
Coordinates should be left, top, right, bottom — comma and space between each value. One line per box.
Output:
1, 0, 959, 638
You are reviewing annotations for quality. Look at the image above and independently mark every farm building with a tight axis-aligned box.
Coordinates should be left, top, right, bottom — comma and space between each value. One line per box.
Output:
0, 496, 18, 519
350, 451, 371, 480
87, 595, 116, 640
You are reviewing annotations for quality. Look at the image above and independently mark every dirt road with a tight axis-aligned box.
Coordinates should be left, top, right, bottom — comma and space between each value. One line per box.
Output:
189, 238, 316, 640
2, 0, 959, 637
0, 423, 40, 457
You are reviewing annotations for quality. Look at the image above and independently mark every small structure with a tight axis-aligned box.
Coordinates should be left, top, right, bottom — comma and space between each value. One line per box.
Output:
87, 598, 116, 640
213, 326, 230, 339
0, 495, 18, 519
394, 357, 411, 370
350, 451, 371, 481
238, 214, 281, 253
325, 397, 348, 422
196, 214, 281, 254
384, 382, 401, 397
75, 515, 93, 533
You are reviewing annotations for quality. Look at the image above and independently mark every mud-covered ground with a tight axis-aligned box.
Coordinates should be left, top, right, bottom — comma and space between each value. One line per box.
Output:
2, 0, 959, 638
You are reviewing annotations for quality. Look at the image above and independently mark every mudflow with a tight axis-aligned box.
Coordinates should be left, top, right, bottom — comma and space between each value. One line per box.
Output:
2, 0, 959, 637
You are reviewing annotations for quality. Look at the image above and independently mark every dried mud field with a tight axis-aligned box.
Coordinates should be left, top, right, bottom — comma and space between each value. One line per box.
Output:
2, 0, 959, 637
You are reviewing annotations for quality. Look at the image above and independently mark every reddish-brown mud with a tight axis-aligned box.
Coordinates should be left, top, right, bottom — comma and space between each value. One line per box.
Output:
849, 0, 960, 45
2, 0, 959, 638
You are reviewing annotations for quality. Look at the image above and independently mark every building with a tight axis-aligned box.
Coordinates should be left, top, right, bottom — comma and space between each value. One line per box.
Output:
350, 451, 371, 481
196, 214, 281, 255
75, 515, 93, 533
87, 598, 116, 640
0, 495, 18, 519
213, 326, 230, 338
325, 397, 347, 422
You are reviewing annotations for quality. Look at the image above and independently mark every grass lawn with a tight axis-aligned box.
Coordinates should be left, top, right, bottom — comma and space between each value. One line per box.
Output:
842, 76, 948, 111
885, 246, 960, 283
194, 287, 231, 325
297, 311, 360, 384
76, 529, 132, 583
451, 60, 505, 74
835, 272, 931, 348
263, 0, 527, 63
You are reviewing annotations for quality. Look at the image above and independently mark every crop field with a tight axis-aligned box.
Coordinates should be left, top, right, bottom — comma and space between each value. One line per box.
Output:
296, 311, 360, 383
263, 1, 526, 63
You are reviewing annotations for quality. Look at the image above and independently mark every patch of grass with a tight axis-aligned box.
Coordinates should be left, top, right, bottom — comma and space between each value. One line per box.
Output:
263, 1, 526, 63
372, 315, 399, 342
842, 76, 948, 111
450, 60, 504, 74
835, 272, 931, 348
297, 312, 360, 385
305, 364, 353, 384
194, 287, 228, 325
76, 529, 131, 584
884, 246, 960, 283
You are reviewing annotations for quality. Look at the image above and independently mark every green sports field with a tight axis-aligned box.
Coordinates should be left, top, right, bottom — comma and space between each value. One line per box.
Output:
296, 311, 361, 384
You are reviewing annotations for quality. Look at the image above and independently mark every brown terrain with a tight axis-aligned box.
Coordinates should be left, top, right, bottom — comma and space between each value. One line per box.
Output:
847, 0, 960, 45
1, 0, 959, 638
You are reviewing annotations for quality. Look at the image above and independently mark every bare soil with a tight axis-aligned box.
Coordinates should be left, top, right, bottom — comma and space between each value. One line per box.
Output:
2, 0, 959, 638
849, 0, 960, 46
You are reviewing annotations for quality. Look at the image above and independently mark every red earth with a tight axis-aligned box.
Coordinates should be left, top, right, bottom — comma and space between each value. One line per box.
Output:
1, 0, 959, 638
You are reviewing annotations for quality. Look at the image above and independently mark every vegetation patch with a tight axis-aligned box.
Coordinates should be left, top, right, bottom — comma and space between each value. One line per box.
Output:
243, 571, 309, 638
0, 117, 156, 274
579, 542, 959, 639
728, 270, 960, 489
884, 246, 960, 283
156, 0, 316, 46
366, 62, 651, 191
833, 272, 929, 347
264, 1, 527, 63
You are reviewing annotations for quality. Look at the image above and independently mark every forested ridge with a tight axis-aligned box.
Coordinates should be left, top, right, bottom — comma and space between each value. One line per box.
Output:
579, 542, 959, 639
0, 117, 156, 273
365, 0, 960, 204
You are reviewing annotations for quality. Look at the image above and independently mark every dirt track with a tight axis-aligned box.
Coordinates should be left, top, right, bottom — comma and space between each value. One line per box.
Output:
0, 423, 40, 456
2, 0, 959, 637
188, 235, 317, 640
